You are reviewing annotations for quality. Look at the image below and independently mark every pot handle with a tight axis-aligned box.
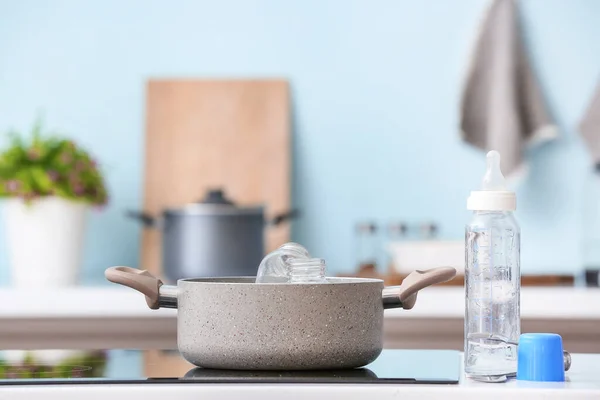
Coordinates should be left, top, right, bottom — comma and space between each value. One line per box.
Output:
126, 211, 158, 228
269, 210, 300, 226
105, 266, 163, 310
382, 267, 456, 310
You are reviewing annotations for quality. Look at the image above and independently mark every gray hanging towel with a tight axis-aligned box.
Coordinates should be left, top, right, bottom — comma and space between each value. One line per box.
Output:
579, 81, 600, 163
460, 0, 557, 179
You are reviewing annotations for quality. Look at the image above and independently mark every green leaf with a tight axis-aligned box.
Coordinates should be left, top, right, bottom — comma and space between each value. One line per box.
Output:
40, 139, 64, 164
29, 166, 53, 193
15, 170, 32, 194
53, 186, 71, 198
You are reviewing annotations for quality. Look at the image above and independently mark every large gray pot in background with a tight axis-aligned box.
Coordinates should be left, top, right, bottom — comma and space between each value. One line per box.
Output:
128, 189, 296, 283
105, 265, 456, 371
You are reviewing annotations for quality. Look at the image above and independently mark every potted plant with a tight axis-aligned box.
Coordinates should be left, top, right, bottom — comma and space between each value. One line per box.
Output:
0, 119, 108, 287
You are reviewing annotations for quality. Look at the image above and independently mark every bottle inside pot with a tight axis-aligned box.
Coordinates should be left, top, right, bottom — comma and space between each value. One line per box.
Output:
255, 242, 328, 283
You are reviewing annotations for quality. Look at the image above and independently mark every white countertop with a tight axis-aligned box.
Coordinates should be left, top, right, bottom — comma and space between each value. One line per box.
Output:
1, 286, 599, 350
385, 286, 600, 319
0, 353, 598, 400
0, 287, 177, 318
1, 286, 599, 319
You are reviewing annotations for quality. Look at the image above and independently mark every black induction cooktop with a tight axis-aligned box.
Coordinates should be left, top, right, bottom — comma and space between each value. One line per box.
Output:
0, 349, 460, 385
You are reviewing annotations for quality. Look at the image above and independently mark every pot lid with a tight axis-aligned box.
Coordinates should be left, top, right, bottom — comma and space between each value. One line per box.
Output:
165, 189, 264, 216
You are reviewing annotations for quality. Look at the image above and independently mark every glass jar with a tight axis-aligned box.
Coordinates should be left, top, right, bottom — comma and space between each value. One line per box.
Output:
255, 242, 326, 283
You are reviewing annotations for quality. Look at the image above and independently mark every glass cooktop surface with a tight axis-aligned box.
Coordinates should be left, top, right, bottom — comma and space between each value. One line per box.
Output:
0, 349, 460, 385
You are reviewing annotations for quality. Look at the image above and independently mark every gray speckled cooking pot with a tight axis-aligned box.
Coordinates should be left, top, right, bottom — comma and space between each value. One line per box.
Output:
105, 266, 455, 370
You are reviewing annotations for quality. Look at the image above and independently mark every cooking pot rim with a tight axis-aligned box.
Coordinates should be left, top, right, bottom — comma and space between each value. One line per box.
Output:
105, 266, 456, 311
177, 276, 384, 285
164, 204, 264, 216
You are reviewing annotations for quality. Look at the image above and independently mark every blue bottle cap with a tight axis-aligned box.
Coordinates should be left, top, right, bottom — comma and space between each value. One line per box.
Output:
517, 333, 565, 382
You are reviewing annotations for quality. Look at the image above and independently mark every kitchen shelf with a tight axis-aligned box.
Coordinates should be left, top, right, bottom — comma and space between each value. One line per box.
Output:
1, 286, 599, 351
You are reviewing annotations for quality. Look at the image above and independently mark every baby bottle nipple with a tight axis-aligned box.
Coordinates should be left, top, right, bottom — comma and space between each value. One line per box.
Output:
467, 150, 516, 212
482, 150, 507, 191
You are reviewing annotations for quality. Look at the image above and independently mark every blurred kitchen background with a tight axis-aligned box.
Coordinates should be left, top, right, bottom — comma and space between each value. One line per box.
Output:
0, 0, 599, 377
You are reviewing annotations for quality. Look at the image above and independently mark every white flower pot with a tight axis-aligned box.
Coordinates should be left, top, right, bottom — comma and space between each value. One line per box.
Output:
3, 197, 88, 287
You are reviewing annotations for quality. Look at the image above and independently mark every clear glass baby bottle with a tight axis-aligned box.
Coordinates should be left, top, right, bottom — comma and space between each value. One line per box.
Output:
464, 151, 520, 378
255, 242, 327, 283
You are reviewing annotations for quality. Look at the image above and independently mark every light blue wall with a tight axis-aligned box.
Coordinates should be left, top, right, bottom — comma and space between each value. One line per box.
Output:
0, 0, 599, 285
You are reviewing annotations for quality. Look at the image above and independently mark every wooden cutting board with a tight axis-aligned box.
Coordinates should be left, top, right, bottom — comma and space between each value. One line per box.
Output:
141, 79, 291, 278
140, 79, 291, 375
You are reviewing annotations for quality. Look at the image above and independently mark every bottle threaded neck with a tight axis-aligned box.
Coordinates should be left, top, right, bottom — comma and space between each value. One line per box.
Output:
288, 258, 326, 283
